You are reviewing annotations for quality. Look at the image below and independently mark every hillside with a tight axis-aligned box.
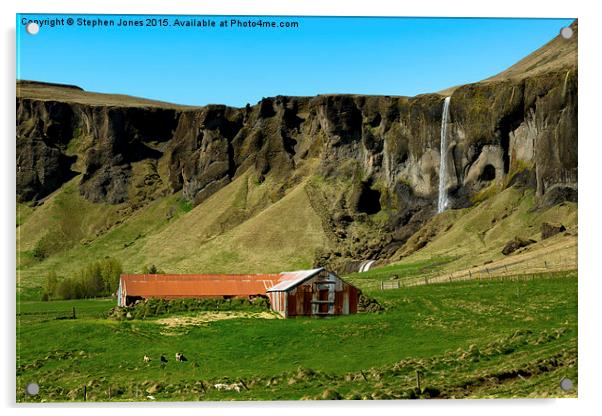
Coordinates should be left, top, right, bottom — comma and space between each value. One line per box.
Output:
16, 21, 577, 291
439, 20, 577, 95
16, 80, 196, 109
485, 20, 577, 83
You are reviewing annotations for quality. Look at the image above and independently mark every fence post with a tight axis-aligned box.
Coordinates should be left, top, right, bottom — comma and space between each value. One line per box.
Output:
83, 385, 87, 401
380, 281, 384, 290
239, 379, 249, 391
415, 370, 422, 392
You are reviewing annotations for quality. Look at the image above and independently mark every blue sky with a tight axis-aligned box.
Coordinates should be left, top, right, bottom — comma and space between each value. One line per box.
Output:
16, 15, 574, 107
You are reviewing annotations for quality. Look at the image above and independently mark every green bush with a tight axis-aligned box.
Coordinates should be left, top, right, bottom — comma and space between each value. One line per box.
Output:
41, 271, 60, 301
32, 240, 49, 261
177, 197, 193, 213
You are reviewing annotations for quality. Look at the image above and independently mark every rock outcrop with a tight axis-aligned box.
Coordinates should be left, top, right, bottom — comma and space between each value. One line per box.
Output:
541, 222, 567, 240
502, 237, 537, 256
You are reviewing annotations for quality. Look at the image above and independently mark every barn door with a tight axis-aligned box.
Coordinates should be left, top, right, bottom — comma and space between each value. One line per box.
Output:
313, 280, 335, 315
318, 286, 329, 314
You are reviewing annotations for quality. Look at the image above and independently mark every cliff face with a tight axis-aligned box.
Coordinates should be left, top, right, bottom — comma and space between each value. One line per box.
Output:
17, 96, 180, 204
16, 23, 577, 267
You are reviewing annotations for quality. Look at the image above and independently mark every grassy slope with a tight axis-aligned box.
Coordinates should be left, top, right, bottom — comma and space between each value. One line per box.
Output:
483, 19, 577, 83
18, 179, 576, 294
439, 20, 577, 95
17, 178, 122, 252
408, 187, 577, 267
17, 274, 577, 401
165, 182, 327, 273
17, 170, 329, 294
17, 179, 186, 292
346, 186, 577, 289
131, 170, 328, 273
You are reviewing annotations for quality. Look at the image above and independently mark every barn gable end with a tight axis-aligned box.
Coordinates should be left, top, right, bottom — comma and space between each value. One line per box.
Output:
267, 268, 359, 317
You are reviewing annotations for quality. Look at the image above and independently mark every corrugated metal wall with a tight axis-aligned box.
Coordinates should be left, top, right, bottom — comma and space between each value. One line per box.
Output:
117, 279, 125, 307
275, 271, 358, 317
267, 291, 287, 317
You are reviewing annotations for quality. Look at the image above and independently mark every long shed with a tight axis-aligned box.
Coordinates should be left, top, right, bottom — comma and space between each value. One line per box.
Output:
117, 268, 359, 317
117, 273, 282, 307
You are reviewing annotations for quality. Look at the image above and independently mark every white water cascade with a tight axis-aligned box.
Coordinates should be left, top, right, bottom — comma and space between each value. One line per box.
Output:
437, 96, 451, 213
358, 260, 376, 273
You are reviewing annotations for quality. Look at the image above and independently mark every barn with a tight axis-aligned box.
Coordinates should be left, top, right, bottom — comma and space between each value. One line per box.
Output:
117, 267, 359, 317
266, 268, 359, 317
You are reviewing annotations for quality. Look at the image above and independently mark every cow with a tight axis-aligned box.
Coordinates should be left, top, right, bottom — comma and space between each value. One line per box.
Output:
143, 355, 151, 363
175, 352, 188, 362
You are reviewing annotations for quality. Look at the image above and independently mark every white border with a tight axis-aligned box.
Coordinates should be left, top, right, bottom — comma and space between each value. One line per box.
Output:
3, 1, 601, 416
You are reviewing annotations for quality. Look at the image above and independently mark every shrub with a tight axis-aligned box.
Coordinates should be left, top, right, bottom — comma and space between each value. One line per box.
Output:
177, 198, 193, 213
108, 296, 271, 319
32, 241, 48, 261
40, 258, 123, 300
41, 271, 60, 301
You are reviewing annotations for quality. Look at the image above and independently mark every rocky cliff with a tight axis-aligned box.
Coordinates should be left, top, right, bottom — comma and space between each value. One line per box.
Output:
16, 21, 577, 269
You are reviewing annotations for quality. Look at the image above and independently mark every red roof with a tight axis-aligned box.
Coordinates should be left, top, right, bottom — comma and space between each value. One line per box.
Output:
120, 273, 283, 298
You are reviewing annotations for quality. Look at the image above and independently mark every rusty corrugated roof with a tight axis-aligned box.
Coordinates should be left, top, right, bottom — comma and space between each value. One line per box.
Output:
120, 268, 328, 298
121, 273, 283, 298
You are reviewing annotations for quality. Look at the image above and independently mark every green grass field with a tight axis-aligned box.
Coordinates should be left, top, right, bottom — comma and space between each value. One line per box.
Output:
16, 271, 577, 401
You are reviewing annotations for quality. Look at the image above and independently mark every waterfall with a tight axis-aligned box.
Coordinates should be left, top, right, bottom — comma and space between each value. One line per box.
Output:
437, 97, 451, 213
358, 260, 376, 273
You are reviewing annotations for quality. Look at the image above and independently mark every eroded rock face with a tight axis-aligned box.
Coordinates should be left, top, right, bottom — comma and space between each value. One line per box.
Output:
16, 99, 78, 202
17, 68, 577, 207
16, 64, 577, 266
16, 98, 179, 203
165, 107, 242, 205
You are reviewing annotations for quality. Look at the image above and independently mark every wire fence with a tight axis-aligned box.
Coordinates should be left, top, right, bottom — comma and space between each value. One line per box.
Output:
377, 247, 577, 290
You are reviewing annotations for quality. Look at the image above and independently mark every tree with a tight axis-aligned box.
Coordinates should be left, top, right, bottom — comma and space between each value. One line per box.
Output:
142, 264, 163, 274
56, 278, 76, 300
101, 257, 123, 293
